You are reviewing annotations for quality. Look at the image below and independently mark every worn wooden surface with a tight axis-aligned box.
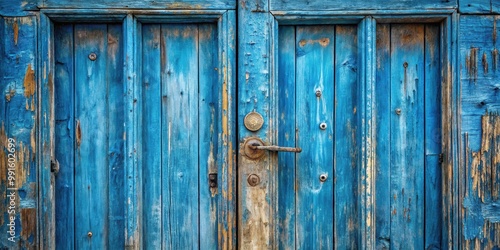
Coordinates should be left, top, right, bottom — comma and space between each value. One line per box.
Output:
0, 16, 38, 249
375, 23, 442, 249
38, 0, 235, 10
270, 0, 456, 12
460, 15, 500, 249
459, 0, 500, 14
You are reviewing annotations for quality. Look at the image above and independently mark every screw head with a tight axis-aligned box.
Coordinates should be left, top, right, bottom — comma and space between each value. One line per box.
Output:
315, 89, 322, 97
88, 52, 97, 61
395, 108, 402, 115
247, 174, 260, 187
87, 231, 93, 237
319, 174, 328, 182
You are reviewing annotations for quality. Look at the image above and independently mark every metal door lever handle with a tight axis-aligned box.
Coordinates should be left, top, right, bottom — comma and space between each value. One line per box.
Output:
250, 145, 302, 153
243, 137, 301, 159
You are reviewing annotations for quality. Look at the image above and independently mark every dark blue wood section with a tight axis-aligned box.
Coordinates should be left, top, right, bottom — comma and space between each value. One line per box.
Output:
0, 16, 37, 249
140, 23, 220, 249
54, 23, 124, 249
270, 0, 456, 11
375, 23, 442, 249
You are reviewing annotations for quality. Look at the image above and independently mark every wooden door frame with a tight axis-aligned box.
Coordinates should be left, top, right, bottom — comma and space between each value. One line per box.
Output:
38, 9, 237, 249
238, 4, 459, 248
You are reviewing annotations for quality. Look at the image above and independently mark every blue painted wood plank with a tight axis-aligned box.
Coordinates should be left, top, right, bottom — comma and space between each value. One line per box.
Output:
389, 24, 425, 250
424, 24, 442, 250
459, 0, 492, 13
54, 23, 75, 250
106, 23, 125, 249
141, 23, 163, 249
374, 23, 391, 250
74, 24, 109, 249
198, 23, 219, 249
270, 0, 456, 12
334, 24, 359, 249
295, 25, 335, 249
161, 24, 200, 249
0, 0, 38, 16
40, 0, 235, 10
277, 25, 296, 250
0, 16, 37, 249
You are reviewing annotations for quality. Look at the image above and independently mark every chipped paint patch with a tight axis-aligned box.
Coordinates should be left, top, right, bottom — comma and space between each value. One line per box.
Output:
466, 47, 479, 83
298, 38, 330, 47
23, 64, 35, 97
13, 19, 18, 46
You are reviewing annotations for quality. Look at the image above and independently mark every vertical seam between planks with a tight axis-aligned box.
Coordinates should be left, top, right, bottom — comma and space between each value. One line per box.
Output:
294, 25, 298, 250
197, 24, 201, 250
423, 24, 427, 248
388, 24, 392, 246
332, 24, 337, 248
159, 24, 165, 250
72, 23, 77, 250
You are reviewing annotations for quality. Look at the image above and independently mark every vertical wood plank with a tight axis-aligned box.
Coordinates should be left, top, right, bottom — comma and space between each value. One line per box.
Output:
295, 25, 335, 249
54, 23, 75, 250
198, 23, 219, 249
389, 24, 425, 250
106, 23, 125, 249
424, 24, 442, 250
374, 23, 391, 250
277, 25, 296, 250
161, 24, 199, 249
74, 24, 109, 249
334, 25, 359, 249
141, 23, 162, 249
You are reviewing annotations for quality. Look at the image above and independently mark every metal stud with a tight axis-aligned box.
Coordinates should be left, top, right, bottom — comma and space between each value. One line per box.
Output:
247, 174, 260, 187
87, 231, 93, 238
319, 174, 328, 182
319, 122, 327, 130
315, 89, 322, 97
395, 108, 402, 115
88, 52, 97, 61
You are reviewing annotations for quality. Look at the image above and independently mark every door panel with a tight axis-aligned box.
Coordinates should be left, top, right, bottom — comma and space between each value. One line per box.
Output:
140, 23, 219, 249
55, 22, 221, 249
54, 23, 125, 249
375, 23, 442, 249
277, 25, 359, 249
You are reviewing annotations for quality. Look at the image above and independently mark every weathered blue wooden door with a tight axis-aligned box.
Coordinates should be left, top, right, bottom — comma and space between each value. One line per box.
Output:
53, 17, 235, 249
237, 1, 446, 247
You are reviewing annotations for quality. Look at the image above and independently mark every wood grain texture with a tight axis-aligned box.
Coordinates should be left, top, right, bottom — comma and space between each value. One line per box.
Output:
375, 23, 442, 249
0, 16, 37, 249
459, 0, 500, 14
460, 15, 500, 249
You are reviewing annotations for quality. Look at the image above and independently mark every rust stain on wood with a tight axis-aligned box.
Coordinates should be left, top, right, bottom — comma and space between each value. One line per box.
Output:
13, 19, 18, 46
76, 120, 81, 147
23, 64, 35, 98
20, 208, 37, 243
492, 49, 498, 71
298, 38, 330, 47
466, 47, 479, 83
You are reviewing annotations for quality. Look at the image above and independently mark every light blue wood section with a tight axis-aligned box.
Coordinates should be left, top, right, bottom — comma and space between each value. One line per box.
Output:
160, 24, 199, 249
73, 24, 109, 249
54, 23, 75, 250
424, 24, 442, 250
374, 23, 391, 250
270, 0, 456, 12
39, 0, 235, 10
198, 23, 219, 248
334, 25, 359, 249
295, 25, 335, 249
389, 24, 425, 250
277, 25, 296, 250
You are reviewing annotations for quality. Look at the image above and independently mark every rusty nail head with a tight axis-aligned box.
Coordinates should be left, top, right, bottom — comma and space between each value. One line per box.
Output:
403, 62, 408, 68
87, 231, 93, 237
319, 174, 328, 182
89, 53, 97, 61
247, 174, 260, 186
315, 89, 322, 97
395, 108, 402, 115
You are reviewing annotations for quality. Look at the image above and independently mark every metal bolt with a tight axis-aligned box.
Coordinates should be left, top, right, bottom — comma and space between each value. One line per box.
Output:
319, 174, 328, 182
315, 89, 322, 97
395, 108, 402, 115
403, 62, 408, 68
87, 231, 93, 238
88, 52, 97, 61
247, 174, 260, 187
319, 122, 327, 130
